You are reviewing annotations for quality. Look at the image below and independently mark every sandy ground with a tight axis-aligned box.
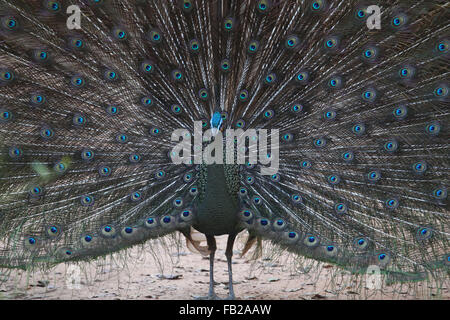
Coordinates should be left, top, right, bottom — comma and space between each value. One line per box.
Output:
0, 234, 448, 300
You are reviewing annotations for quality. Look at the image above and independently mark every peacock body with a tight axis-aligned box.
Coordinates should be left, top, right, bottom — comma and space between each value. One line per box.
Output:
0, 0, 449, 299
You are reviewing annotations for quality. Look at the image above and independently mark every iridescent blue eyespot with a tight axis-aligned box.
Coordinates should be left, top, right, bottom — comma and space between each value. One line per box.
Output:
391, 14, 407, 28
220, 59, 231, 72
313, 137, 326, 148
8, 146, 22, 159
393, 105, 408, 120
198, 88, 209, 100
155, 170, 166, 180
324, 110, 336, 120
265, 72, 277, 85
352, 123, 366, 135
116, 133, 128, 143
171, 69, 183, 81
385, 198, 399, 210
285, 34, 300, 49
130, 191, 142, 202
223, 17, 235, 31
129, 154, 141, 163
40, 126, 54, 139
0, 69, 15, 83
300, 160, 312, 168
1, 16, 19, 31
271, 173, 280, 182
367, 170, 381, 182
112, 27, 127, 40
434, 85, 448, 98
173, 197, 183, 208
106, 105, 119, 115
29, 185, 43, 198
334, 202, 347, 215
295, 71, 309, 84
362, 88, 377, 102
70, 75, 86, 88
432, 187, 447, 200
416, 227, 433, 241
0, 109, 12, 123
412, 161, 427, 174
247, 40, 260, 54
98, 165, 111, 177
425, 122, 440, 136
81, 149, 94, 161
73, 113, 86, 126
328, 175, 341, 185
384, 139, 398, 152
291, 103, 304, 114
81, 195, 94, 206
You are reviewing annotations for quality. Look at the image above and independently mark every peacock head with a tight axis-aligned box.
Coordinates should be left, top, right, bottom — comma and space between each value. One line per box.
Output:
210, 111, 223, 136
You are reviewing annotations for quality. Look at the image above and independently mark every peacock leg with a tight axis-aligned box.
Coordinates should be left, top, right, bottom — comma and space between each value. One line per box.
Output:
225, 233, 237, 300
195, 235, 220, 300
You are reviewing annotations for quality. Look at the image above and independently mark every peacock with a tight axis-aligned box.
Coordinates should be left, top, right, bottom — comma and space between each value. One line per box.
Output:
0, 0, 449, 300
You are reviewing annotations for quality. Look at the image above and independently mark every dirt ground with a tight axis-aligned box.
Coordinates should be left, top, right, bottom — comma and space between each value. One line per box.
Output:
0, 234, 448, 300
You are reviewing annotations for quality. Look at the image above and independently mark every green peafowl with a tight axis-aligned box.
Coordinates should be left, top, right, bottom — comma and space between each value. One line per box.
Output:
0, 0, 449, 300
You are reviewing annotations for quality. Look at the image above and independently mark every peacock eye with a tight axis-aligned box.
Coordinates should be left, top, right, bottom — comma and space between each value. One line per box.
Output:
412, 161, 427, 174
181, 0, 193, 12
81, 148, 95, 161
171, 69, 183, 81
1, 16, 19, 31
352, 123, 366, 135
263, 109, 274, 119
0, 69, 15, 83
328, 76, 343, 89
434, 85, 448, 98
328, 175, 341, 185
256, 0, 272, 13
45, 1, 61, 12
223, 17, 235, 31
264, 72, 277, 85
40, 126, 54, 139
393, 105, 407, 119
311, 0, 326, 11
291, 194, 303, 204
112, 27, 127, 40
367, 170, 381, 182
432, 187, 447, 200
29, 185, 43, 198
324, 37, 338, 49
295, 71, 309, 84
80, 195, 95, 206
32, 49, 50, 63
73, 113, 86, 126
384, 139, 398, 152
385, 198, 399, 210
130, 191, 142, 202
98, 165, 111, 177
198, 88, 209, 100
70, 75, 86, 88
282, 133, 293, 142
391, 14, 407, 28
285, 34, 300, 49
116, 133, 128, 143
324, 109, 336, 120
425, 122, 440, 136
247, 40, 260, 54
189, 186, 198, 196
155, 170, 166, 180
416, 227, 433, 241
238, 89, 249, 102
149, 127, 161, 136
334, 202, 347, 214
8, 146, 23, 159
189, 39, 200, 52
0, 109, 12, 123
54, 161, 67, 173
106, 105, 119, 115
148, 29, 162, 43
220, 59, 231, 72
313, 137, 326, 147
